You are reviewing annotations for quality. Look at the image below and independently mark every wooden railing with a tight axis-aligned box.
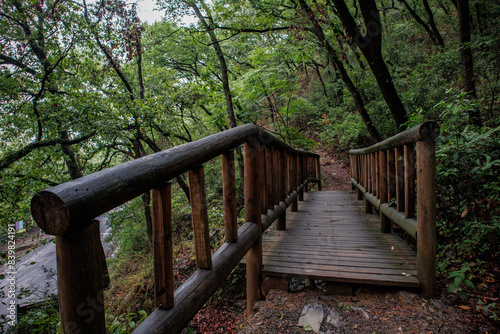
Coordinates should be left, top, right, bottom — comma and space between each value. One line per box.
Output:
349, 121, 440, 297
30, 124, 321, 334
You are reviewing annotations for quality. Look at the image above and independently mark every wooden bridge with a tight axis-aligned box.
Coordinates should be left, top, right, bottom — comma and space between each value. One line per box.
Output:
31, 122, 439, 333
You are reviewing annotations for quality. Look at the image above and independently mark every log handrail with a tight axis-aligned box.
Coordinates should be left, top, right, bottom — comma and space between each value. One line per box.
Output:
349, 121, 439, 297
30, 124, 321, 334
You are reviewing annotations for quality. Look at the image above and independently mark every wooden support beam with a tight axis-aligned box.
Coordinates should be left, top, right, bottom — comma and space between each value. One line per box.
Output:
244, 141, 262, 319
374, 152, 379, 197
379, 150, 390, 233
378, 150, 388, 204
273, 148, 279, 204
404, 144, 416, 218
416, 140, 437, 297
153, 183, 174, 309
291, 154, 298, 212
260, 147, 268, 215
56, 220, 105, 334
265, 146, 274, 210
387, 149, 396, 205
316, 156, 322, 191
222, 151, 237, 243
395, 146, 405, 212
277, 150, 287, 230
298, 156, 304, 200
188, 166, 212, 269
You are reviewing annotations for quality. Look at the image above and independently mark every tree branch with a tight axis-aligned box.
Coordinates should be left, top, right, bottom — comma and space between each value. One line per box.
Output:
0, 131, 97, 171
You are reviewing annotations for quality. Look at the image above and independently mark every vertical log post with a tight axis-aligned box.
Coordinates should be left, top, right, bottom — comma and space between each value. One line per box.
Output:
277, 150, 287, 230
303, 155, 309, 193
188, 166, 212, 269
298, 155, 304, 201
379, 151, 391, 233
417, 140, 437, 297
273, 148, 279, 207
404, 144, 416, 218
316, 156, 322, 191
387, 149, 396, 206
395, 146, 405, 212
245, 141, 262, 319
260, 146, 268, 216
365, 154, 373, 214
364, 154, 369, 192
152, 183, 174, 309
56, 220, 106, 334
291, 154, 298, 212
222, 151, 238, 243
375, 152, 379, 198
368, 153, 373, 194
265, 147, 274, 211
350, 155, 356, 190
357, 155, 363, 200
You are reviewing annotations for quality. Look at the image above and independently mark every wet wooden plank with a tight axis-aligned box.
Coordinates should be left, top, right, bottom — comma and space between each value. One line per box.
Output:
260, 191, 419, 288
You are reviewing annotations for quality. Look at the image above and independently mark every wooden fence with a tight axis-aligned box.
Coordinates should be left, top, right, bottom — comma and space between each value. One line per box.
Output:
30, 124, 320, 333
349, 121, 440, 297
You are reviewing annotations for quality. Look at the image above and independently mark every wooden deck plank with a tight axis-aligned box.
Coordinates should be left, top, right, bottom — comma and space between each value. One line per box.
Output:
259, 190, 419, 288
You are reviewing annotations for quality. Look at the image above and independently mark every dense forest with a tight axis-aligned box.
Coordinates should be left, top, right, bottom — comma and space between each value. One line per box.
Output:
0, 0, 499, 332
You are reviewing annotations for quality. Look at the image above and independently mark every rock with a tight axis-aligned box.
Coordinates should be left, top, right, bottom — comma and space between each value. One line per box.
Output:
356, 307, 370, 320
324, 282, 353, 296
325, 309, 342, 327
298, 304, 325, 333
261, 277, 288, 297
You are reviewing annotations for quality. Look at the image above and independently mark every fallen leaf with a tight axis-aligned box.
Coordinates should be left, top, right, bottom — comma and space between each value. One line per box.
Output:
458, 305, 471, 310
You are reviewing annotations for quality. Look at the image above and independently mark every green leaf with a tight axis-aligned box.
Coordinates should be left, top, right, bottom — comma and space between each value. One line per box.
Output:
304, 323, 313, 331
464, 280, 476, 289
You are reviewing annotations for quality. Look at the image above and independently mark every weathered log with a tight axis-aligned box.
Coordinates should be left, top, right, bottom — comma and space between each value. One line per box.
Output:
31, 124, 319, 235
153, 183, 174, 309
416, 140, 437, 297
349, 121, 440, 155
188, 166, 212, 269
395, 146, 405, 212
222, 151, 237, 243
244, 141, 262, 319
56, 220, 105, 334
404, 144, 416, 218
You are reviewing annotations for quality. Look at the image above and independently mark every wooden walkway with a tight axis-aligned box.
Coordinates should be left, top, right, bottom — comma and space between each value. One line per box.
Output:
261, 191, 420, 287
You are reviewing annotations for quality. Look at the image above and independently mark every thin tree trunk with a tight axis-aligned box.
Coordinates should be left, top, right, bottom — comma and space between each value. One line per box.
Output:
60, 131, 84, 180
297, 0, 381, 142
397, 0, 439, 45
422, 0, 445, 46
191, 2, 245, 179
457, 0, 482, 126
332, 0, 408, 131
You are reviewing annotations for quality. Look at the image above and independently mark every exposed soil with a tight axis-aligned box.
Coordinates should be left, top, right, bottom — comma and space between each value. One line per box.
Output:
314, 147, 351, 192
239, 286, 484, 334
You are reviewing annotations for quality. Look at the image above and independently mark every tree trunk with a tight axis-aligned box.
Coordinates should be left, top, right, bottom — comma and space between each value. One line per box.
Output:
297, 0, 382, 142
191, 1, 245, 181
132, 138, 153, 240
456, 0, 482, 126
422, 0, 445, 46
60, 131, 84, 180
332, 0, 408, 131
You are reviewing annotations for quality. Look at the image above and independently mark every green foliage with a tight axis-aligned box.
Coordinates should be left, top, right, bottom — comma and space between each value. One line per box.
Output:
106, 198, 151, 255
107, 310, 147, 334
447, 265, 476, 301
